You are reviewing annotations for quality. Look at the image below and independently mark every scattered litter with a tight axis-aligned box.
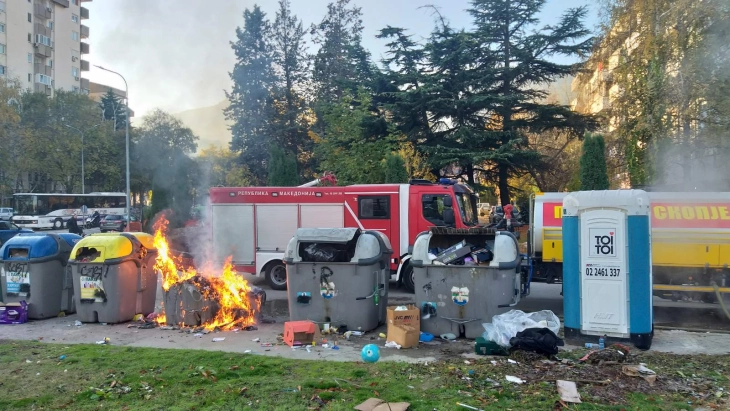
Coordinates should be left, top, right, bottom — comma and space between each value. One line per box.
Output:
243, 326, 258, 331
457, 403, 484, 411
132, 314, 144, 322
95, 338, 110, 345
354, 398, 410, 411
193, 333, 204, 337
490, 360, 497, 365
419, 332, 434, 342
556, 380, 582, 403
440, 333, 456, 341
379, 333, 387, 338
332, 345, 339, 350
407, 385, 415, 389
344, 331, 353, 340
281, 388, 299, 392
212, 338, 225, 342
394, 306, 409, 311
159, 325, 175, 330
384, 341, 402, 349
36, 372, 40, 376
464, 360, 472, 365
351, 331, 364, 336
505, 375, 525, 384
25, 359, 32, 363
252, 338, 260, 342
484, 377, 500, 387
322, 344, 330, 348
59, 355, 66, 360
244, 350, 252, 353
622, 363, 657, 386
260, 343, 273, 347
74, 320, 82, 326
508, 359, 518, 364
305, 346, 311, 353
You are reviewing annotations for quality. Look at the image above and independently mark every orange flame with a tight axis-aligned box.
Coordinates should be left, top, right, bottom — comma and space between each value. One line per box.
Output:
152, 216, 260, 330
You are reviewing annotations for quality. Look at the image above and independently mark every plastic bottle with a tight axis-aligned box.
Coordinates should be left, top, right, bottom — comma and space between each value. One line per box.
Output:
585, 343, 595, 349
599, 335, 605, 350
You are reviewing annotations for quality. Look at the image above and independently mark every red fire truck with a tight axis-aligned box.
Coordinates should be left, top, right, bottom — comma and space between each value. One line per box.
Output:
208, 178, 480, 291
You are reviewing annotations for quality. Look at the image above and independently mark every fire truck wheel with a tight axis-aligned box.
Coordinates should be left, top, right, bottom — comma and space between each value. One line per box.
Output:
266, 262, 288, 291
402, 264, 415, 293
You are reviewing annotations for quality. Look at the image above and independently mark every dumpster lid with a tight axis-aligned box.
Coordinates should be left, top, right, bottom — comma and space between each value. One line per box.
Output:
70, 232, 156, 263
1, 233, 80, 260
293, 228, 359, 243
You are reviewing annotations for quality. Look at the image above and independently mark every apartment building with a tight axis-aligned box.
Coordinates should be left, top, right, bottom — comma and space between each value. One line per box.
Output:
0, 0, 91, 95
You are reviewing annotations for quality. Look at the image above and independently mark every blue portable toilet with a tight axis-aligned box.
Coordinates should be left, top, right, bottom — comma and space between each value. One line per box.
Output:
0, 233, 82, 318
562, 190, 653, 349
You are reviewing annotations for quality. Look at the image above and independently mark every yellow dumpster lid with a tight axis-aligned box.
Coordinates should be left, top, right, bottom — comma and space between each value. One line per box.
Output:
70, 232, 156, 263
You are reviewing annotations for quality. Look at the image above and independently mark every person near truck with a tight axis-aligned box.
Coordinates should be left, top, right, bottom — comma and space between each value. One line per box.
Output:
503, 202, 514, 230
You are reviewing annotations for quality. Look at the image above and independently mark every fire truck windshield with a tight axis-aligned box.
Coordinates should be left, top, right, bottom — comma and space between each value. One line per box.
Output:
456, 193, 477, 226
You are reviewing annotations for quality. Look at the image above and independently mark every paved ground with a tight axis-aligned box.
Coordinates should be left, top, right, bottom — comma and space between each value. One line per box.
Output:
6, 275, 730, 361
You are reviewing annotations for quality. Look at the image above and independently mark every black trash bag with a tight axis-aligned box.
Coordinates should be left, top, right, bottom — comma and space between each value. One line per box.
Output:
509, 327, 565, 356
302, 243, 343, 262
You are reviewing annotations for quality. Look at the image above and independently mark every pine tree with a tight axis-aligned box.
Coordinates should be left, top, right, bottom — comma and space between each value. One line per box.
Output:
226, 6, 276, 184
580, 134, 610, 190
99, 89, 127, 130
270, 0, 310, 168
383, 153, 409, 183
268, 145, 299, 186
467, 0, 597, 204
311, 0, 374, 105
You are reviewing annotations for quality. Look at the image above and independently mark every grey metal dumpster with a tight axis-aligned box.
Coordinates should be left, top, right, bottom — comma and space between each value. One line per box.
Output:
0, 233, 82, 319
284, 228, 393, 332
411, 227, 522, 339
69, 232, 158, 323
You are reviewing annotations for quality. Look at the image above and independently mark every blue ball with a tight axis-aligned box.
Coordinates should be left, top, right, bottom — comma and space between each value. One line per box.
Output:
361, 344, 380, 363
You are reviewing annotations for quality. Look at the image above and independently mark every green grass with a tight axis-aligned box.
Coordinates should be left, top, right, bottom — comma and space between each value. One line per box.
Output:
0, 340, 728, 410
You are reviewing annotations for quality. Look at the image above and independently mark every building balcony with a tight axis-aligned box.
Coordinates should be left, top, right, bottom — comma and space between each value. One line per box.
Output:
34, 44, 52, 58
80, 59, 89, 71
80, 24, 89, 39
34, 83, 52, 96
80, 6, 89, 19
34, 63, 52, 76
80, 78, 89, 89
34, 3, 52, 19
80, 41, 90, 54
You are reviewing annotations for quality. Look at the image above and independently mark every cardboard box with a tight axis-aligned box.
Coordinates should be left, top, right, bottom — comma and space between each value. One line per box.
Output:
386, 305, 420, 330
283, 320, 321, 347
387, 324, 419, 348
0, 301, 28, 324
434, 240, 471, 264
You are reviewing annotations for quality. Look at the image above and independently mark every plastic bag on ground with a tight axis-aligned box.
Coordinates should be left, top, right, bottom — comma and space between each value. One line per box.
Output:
482, 310, 561, 348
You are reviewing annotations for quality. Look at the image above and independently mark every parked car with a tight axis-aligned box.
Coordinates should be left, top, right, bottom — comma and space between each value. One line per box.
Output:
100, 215, 127, 232
0, 208, 13, 221
477, 203, 491, 217
0, 221, 33, 245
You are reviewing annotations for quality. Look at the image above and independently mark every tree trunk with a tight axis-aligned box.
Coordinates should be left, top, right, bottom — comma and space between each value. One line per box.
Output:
498, 163, 510, 205
465, 163, 475, 185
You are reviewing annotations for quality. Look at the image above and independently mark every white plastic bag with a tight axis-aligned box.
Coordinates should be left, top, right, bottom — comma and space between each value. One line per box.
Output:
482, 310, 561, 347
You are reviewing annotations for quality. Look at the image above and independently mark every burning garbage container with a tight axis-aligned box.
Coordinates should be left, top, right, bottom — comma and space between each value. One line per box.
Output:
283, 228, 393, 332
0, 233, 81, 319
411, 227, 522, 339
69, 233, 157, 323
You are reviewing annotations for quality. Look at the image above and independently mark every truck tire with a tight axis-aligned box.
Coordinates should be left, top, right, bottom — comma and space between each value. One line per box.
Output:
265, 262, 288, 291
402, 264, 415, 293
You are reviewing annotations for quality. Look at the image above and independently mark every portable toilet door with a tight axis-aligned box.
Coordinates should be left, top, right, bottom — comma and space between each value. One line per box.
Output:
562, 190, 653, 350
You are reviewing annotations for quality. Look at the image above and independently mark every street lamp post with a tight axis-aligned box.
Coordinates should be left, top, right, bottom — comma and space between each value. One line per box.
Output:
94, 65, 130, 221
64, 123, 101, 194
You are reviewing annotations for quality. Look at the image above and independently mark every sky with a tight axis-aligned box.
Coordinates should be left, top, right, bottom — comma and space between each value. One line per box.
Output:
84, 0, 600, 118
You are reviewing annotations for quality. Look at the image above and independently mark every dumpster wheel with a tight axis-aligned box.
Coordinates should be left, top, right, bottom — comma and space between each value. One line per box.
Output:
265, 261, 288, 291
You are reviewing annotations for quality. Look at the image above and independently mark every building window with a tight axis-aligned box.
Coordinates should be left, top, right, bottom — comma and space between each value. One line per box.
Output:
28, 33, 32, 43
72, 14, 79, 23
36, 35, 52, 46
47, 59, 53, 67
0, 1, 5, 13
0, 65, 5, 75
0, 23, 4, 33
71, 31, 79, 41
71, 0, 78, 5
47, 21, 53, 30
28, 73, 32, 82
72, 67, 79, 77
358, 196, 390, 219
28, 53, 32, 63
0, 44, 5, 55
37, 74, 52, 86
28, 13, 31, 22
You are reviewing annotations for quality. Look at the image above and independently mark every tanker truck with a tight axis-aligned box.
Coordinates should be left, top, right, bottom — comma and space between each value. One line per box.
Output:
526, 191, 730, 305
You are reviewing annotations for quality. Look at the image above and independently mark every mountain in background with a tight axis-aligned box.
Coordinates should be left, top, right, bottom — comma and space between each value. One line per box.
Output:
175, 99, 231, 152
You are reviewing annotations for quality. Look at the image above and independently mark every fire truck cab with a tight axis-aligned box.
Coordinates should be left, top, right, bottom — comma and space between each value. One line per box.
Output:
208, 179, 479, 291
